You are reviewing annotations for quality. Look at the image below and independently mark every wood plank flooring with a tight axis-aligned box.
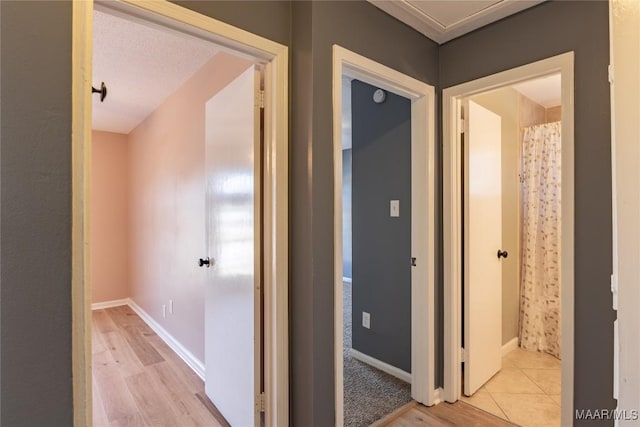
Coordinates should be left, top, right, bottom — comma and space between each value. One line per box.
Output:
372, 401, 517, 427
92, 305, 229, 427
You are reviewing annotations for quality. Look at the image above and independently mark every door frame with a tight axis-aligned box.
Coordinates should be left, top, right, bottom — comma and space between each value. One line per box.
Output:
610, 0, 640, 412
71, 1, 289, 426
332, 45, 437, 426
442, 52, 574, 426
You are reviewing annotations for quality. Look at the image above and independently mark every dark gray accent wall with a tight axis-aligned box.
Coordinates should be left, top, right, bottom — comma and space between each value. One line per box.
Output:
440, 1, 614, 424
351, 80, 412, 372
292, 2, 440, 424
1, 1, 73, 425
290, 1, 315, 423
172, 1, 291, 46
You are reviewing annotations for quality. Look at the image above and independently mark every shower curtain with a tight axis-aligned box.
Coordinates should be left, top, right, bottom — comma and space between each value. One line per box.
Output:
519, 121, 561, 359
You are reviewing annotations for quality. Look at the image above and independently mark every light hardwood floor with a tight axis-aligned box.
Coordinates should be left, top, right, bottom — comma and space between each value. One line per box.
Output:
372, 401, 517, 427
92, 305, 229, 427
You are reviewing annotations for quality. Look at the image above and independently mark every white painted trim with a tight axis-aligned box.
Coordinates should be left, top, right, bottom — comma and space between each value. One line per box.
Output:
349, 349, 411, 384
127, 299, 206, 380
442, 52, 575, 427
368, 0, 544, 44
73, 2, 289, 426
610, 0, 640, 420
432, 388, 445, 405
333, 45, 436, 427
501, 337, 518, 357
71, 2, 93, 425
342, 277, 352, 284
91, 299, 129, 310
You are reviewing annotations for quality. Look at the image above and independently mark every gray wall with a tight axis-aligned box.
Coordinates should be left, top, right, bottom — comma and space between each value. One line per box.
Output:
0, 1, 614, 426
173, 1, 291, 46
1, 1, 73, 425
440, 1, 614, 423
351, 80, 412, 372
292, 2, 440, 424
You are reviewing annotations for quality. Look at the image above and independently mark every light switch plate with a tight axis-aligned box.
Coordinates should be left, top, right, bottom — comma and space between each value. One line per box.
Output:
390, 200, 400, 217
362, 312, 371, 329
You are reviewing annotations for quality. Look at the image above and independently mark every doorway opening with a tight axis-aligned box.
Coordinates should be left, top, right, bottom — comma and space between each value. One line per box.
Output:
443, 53, 574, 427
332, 46, 436, 427
72, 1, 288, 426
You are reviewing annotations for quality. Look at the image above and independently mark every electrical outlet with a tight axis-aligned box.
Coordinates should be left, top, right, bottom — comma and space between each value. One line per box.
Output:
169, 299, 174, 315
162, 304, 167, 318
362, 312, 371, 329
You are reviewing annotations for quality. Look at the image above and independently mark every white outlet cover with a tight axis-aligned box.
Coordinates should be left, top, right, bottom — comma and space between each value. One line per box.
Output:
390, 200, 400, 217
362, 312, 371, 329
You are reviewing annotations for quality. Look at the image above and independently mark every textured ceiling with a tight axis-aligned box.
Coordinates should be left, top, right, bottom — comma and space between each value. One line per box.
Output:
512, 74, 561, 108
92, 10, 219, 134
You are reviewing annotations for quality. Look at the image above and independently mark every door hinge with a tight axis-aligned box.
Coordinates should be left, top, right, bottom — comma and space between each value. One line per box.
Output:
611, 274, 618, 311
608, 64, 614, 85
460, 347, 466, 362
259, 90, 265, 109
258, 392, 266, 412
459, 105, 465, 134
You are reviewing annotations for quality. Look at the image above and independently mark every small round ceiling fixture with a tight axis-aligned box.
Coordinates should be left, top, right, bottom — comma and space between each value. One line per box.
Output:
373, 88, 386, 104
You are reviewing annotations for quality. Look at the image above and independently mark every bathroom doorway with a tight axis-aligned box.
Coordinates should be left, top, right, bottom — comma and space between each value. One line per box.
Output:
443, 52, 574, 427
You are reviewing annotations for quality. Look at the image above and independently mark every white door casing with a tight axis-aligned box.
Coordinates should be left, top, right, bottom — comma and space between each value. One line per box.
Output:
204, 66, 261, 427
332, 45, 437, 425
443, 52, 574, 425
610, 0, 640, 422
463, 100, 503, 396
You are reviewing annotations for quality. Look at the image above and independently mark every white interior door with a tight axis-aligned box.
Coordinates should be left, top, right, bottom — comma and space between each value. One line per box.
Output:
463, 100, 503, 396
204, 65, 261, 426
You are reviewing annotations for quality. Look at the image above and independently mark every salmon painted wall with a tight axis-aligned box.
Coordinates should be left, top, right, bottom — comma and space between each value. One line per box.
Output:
91, 130, 130, 303
128, 52, 253, 362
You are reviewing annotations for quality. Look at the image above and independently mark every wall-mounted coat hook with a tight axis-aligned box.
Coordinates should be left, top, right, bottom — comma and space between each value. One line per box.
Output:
92, 82, 107, 102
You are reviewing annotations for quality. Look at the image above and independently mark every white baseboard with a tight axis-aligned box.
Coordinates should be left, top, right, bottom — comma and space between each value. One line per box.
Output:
432, 387, 444, 405
92, 298, 129, 310
350, 348, 411, 384
343, 277, 352, 284
126, 299, 206, 381
502, 337, 519, 356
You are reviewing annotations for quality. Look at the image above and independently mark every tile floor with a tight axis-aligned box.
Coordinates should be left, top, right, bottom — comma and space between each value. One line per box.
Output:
461, 347, 561, 427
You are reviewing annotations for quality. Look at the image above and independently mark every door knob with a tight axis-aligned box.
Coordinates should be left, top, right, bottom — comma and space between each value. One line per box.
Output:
198, 257, 211, 267
497, 250, 508, 259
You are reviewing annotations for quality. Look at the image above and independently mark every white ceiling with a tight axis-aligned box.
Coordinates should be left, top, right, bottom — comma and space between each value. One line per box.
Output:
369, 0, 545, 44
512, 74, 561, 108
92, 10, 219, 134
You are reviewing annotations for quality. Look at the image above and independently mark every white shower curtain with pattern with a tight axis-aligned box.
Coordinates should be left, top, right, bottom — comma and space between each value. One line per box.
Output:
519, 121, 561, 359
